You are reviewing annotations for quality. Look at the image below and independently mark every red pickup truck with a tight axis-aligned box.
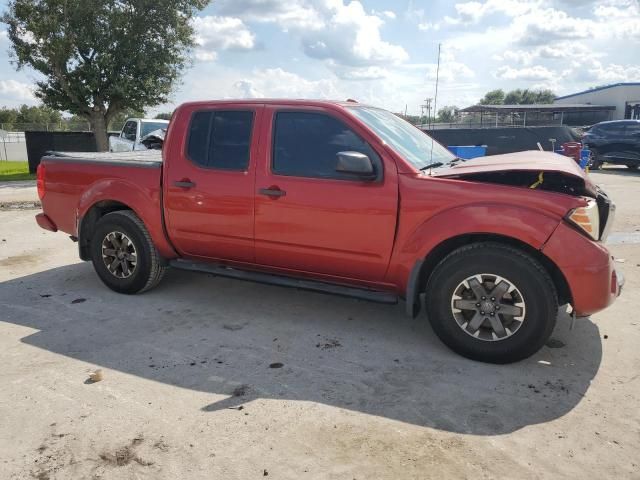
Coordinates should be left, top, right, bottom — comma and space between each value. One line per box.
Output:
35, 100, 622, 363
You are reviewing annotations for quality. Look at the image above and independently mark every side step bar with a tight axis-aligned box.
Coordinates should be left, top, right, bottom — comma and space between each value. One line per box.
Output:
170, 259, 398, 305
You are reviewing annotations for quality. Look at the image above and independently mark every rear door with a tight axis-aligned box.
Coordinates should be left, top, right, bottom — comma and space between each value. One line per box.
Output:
253, 105, 398, 281
164, 105, 264, 262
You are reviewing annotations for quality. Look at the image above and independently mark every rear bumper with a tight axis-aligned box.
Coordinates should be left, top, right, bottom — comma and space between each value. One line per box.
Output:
543, 222, 622, 317
35, 213, 58, 232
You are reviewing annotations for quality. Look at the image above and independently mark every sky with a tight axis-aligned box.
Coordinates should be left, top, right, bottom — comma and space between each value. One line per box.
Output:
0, 0, 639, 117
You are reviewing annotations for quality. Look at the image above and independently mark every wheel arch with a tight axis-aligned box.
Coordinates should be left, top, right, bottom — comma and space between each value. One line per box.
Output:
78, 200, 135, 261
406, 233, 572, 317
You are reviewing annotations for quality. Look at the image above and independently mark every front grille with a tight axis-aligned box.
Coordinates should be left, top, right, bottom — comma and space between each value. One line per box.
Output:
596, 187, 615, 242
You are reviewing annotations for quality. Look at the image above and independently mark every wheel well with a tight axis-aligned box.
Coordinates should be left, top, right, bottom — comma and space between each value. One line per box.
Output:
416, 233, 572, 306
78, 201, 133, 261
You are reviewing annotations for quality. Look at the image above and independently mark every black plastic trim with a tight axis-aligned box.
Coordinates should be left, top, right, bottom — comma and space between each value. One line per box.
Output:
171, 259, 398, 304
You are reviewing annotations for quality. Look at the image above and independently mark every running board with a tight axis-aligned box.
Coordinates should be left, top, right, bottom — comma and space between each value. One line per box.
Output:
170, 259, 398, 305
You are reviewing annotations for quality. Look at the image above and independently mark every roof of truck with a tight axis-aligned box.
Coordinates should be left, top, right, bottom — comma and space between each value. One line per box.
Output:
177, 99, 370, 109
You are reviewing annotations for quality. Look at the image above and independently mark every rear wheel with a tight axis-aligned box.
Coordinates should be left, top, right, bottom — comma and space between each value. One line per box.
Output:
90, 210, 166, 294
425, 242, 558, 363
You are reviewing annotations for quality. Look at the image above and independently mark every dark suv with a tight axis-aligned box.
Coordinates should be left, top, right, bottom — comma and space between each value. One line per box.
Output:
582, 120, 640, 170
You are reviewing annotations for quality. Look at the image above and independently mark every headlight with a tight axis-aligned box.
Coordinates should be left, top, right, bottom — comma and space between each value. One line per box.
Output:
567, 199, 600, 241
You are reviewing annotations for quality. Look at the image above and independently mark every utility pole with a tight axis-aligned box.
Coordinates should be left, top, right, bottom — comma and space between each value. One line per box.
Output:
421, 98, 432, 128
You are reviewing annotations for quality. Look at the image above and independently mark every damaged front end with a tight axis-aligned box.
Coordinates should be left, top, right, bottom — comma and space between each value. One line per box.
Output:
432, 150, 597, 198
433, 150, 616, 242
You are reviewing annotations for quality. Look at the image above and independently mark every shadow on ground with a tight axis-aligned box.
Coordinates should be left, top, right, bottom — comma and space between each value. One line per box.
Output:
0, 262, 602, 435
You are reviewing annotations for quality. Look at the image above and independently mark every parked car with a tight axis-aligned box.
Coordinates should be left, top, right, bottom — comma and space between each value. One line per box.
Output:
35, 100, 623, 363
109, 118, 170, 152
581, 120, 640, 170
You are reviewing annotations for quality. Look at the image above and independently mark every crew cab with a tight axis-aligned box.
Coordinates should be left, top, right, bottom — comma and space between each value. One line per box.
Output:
35, 100, 623, 363
109, 118, 170, 152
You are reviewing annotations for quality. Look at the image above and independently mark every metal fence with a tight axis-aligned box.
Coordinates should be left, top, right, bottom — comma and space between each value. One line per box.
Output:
0, 122, 92, 132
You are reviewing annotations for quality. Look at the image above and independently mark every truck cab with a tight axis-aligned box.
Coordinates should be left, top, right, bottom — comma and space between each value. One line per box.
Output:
109, 118, 170, 152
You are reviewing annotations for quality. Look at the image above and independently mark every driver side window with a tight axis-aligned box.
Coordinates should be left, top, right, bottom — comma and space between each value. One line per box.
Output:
122, 121, 137, 141
272, 111, 380, 180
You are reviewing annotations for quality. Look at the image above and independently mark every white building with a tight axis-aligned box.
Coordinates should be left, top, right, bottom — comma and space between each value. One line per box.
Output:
554, 83, 640, 120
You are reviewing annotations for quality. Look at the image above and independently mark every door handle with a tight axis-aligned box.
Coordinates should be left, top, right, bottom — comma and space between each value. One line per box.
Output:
174, 180, 196, 189
259, 187, 286, 198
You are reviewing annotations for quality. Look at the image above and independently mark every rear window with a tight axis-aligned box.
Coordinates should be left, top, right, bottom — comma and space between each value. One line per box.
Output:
141, 121, 168, 137
187, 111, 254, 170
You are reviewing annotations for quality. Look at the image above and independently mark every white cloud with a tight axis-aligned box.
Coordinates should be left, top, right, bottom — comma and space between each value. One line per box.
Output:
425, 50, 475, 82
192, 16, 256, 62
233, 68, 343, 99
215, 0, 324, 30
212, 0, 408, 69
0, 80, 36, 101
495, 65, 556, 81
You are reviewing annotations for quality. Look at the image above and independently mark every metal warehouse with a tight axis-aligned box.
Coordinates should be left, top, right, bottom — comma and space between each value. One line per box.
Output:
554, 82, 640, 120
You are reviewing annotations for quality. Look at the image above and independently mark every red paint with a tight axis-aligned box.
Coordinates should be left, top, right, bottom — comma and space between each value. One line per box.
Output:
36, 99, 620, 317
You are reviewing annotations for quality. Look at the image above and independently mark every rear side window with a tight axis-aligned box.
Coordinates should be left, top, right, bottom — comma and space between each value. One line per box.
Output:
187, 110, 254, 170
272, 111, 379, 179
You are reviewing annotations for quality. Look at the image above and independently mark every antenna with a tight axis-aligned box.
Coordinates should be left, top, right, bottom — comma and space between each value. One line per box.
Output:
429, 43, 442, 176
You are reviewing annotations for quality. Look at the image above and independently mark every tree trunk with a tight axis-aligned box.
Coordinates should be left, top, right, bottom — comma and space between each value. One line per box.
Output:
89, 113, 109, 152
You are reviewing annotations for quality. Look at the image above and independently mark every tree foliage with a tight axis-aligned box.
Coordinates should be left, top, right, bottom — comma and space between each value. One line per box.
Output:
479, 88, 556, 105
437, 105, 458, 123
479, 89, 505, 105
2, 0, 207, 149
154, 112, 173, 120
0, 104, 62, 128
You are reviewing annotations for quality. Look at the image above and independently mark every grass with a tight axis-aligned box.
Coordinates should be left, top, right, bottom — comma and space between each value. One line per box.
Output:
0, 161, 35, 181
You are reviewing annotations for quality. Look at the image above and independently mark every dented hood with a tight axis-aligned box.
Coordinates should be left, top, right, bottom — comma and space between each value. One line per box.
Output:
432, 151, 596, 197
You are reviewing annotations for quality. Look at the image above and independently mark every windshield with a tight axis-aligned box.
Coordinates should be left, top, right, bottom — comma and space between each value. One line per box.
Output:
347, 106, 456, 170
141, 121, 168, 137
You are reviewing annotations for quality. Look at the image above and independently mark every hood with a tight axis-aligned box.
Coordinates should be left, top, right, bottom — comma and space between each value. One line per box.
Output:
432, 151, 596, 197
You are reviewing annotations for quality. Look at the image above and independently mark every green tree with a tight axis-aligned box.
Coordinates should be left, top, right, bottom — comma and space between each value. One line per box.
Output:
0, 107, 19, 129
2, 0, 207, 150
504, 88, 556, 105
437, 105, 458, 123
154, 112, 173, 120
479, 89, 505, 105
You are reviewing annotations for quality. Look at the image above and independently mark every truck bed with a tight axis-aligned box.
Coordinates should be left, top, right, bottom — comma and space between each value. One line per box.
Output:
45, 150, 162, 168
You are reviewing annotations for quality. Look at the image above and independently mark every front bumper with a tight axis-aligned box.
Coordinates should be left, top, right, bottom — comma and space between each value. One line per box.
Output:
542, 222, 622, 317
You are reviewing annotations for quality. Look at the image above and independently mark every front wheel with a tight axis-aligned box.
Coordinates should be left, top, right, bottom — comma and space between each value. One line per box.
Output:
90, 210, 166, 294
425, 242, 558, 364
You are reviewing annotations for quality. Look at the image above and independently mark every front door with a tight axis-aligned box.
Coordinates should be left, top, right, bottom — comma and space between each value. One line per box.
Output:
254, 106, 398, 281
164, 106, 264, 262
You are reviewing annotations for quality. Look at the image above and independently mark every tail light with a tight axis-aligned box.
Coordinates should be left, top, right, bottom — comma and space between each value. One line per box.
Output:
37, 163, 46, 200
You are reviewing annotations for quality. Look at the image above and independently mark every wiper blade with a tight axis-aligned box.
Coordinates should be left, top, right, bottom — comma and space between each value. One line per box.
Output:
419, 162, 443, 171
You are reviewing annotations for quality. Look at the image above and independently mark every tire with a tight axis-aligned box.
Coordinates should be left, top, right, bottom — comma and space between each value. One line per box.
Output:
90, 210, 166, 294
425, 242, 558, 364
589, 149, 603, 170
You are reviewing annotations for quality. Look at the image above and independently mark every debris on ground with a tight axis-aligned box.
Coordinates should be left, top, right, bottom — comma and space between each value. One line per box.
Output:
269, 362, 284, 369
315, 337, 342, 350
87, 370, 103, 383
71, 298, 86, 304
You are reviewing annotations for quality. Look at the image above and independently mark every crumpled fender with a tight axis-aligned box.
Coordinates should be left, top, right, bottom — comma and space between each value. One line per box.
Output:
77, 177, 176, 258
387, 202, 562, 298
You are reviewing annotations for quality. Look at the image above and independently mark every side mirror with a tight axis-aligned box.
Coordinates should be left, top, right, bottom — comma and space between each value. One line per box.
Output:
335, 151, 377, 180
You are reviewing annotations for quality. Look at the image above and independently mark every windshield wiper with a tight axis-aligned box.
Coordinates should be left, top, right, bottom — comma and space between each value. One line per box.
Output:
419, 162, 444, 171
